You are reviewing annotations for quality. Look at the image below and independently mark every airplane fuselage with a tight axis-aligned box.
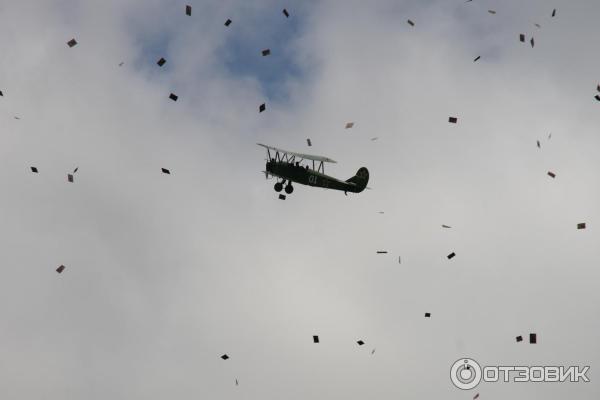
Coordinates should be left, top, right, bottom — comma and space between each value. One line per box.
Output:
266, 160, 366, 193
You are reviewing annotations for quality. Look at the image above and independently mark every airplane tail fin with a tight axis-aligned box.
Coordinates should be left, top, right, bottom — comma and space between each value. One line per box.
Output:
345, 167, 369, 193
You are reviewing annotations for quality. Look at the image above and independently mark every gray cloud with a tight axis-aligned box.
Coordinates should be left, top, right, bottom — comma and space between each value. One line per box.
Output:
0, 1, 598, 399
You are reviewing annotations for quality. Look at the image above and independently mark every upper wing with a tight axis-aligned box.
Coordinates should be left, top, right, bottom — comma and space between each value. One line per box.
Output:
257, 143, 337, 163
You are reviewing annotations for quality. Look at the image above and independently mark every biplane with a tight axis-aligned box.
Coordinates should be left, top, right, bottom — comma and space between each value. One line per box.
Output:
258, 143, 369, 195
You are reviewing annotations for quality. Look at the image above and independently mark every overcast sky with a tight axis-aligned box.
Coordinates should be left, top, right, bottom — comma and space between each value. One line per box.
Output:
0, 0, 599, 399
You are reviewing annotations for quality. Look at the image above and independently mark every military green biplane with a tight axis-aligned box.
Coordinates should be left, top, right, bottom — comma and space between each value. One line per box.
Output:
258, 143, 369, 196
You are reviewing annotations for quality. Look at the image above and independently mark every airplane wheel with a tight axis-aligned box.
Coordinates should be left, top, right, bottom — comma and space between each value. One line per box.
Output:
285, 184, 294, 194
274, 182, 283, 192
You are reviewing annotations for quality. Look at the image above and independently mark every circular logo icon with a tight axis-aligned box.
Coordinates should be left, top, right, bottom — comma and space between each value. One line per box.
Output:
450, 358, 482, 390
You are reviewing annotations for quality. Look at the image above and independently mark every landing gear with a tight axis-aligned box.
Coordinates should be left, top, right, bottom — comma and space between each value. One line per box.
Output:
274, 180, 294, 195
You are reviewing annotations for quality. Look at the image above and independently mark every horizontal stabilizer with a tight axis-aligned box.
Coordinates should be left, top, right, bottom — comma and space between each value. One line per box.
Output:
345, 167, 369, 193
